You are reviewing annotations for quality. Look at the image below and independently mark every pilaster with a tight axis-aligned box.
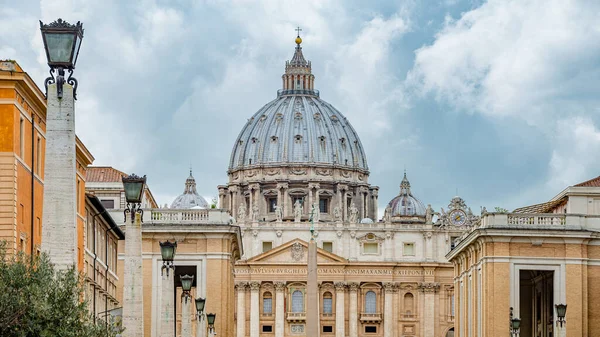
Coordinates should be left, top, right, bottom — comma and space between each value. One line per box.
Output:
250, 281, 260, 337
420, 282, 440, 337
334, 282, 346, 337
275, 282, 286, 337
122, 212, 144, 337
348, 282, 359, 337
236, 282, 247, 337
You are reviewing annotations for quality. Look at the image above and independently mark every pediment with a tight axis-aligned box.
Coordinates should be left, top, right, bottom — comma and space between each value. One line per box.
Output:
246, 238, 346, 264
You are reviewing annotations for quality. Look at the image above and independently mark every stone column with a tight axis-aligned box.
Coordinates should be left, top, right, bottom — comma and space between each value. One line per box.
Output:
250, 281, 260, 337
372, 189, 379, 220
306, 239, 319, 337
161, 269, 175, 337
283, 185, 289, 217
335, 282, 346, 337
196, 315, 206, 337
348, 283, 359, 337
420, 282, 439, 337
236, 282, 247, 337
122, 212, 144, 337
274, 282, 286, 337
182, 296, 192, 337
383, 283, 396, 337
41, 84, 77, 270
360, 189, 365, 220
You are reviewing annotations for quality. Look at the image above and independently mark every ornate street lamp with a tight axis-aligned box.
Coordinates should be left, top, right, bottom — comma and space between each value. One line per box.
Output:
556, 303, 567, 327
509, 307, 521, 336
39, 18, 84, 99
159, 241, 177, 276
206, 313, 216, 335
195, 297, 206, 320
180, 274, 194, 303
122, 174, 146, 222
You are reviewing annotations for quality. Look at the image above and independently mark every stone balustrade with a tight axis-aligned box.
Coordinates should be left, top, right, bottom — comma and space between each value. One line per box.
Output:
359, 312, 382, 322
107, 208, 232, 226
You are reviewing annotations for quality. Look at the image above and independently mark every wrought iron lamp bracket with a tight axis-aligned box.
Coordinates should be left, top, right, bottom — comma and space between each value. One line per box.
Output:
44, 66, 78, 100
123, 202, 144, 223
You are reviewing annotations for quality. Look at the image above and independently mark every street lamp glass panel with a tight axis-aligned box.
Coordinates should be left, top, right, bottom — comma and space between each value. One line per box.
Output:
72, 34, 82, 66
195, 297, 206, 312
556, 304, 567, 318
511, 318, 521, 330
206, 313, 216, 325
160, 241, 176, 262
122, 174, 146, 204
45, 33, 74, 63
180, 275, 194, 292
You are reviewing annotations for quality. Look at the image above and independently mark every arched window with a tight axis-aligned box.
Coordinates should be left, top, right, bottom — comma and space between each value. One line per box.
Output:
365, 291, 376, 313
263, 292, 272, 314
404, 292, 414, 315
292, 290, 304, 312
323, 292, 333, 314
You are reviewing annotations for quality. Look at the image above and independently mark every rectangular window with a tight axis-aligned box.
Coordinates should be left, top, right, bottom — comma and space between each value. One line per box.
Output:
36, 136, 41, 174
19, 204, 24, 224
365, 326, 377, 333
322, 326, 333, 333
323, 297, 332, 314
20, 238, 25, 252
262, 241, 273, 253
268, 198, 277, 212
322, 241, 333, 253
100, 199, 115, 209
450, 236, 458, 250
363, 242, 378, 254
262, 325, 273, 333
403, 242, 415, 256
19, 118, 24, 158
76, 179, 80, 213
263, 297, 272, 314
319, 198, 328, 213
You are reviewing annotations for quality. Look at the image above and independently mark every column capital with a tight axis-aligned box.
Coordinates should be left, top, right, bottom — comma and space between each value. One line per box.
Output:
249, 281, 261, 291
277, 182, 289, 189
235, 282, 248, 290
347, 282, 360, 292
308, 182, 320, 190
334, 282, 347, 292
383, 282, 398, 293
249, 183, 260, 191
419, 282, 440, 293
274, 281, 286, 291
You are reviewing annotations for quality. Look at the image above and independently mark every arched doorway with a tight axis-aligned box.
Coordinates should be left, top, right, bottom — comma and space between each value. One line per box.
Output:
445, 327, 454, 337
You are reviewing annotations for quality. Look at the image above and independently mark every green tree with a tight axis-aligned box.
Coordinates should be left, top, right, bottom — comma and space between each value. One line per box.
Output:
494, 207, 509, 213
0, 242, 119, 337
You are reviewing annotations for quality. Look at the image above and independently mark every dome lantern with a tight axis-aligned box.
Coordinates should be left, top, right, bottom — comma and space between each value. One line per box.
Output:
386, 172, 426, 218
170, 169, 209, 209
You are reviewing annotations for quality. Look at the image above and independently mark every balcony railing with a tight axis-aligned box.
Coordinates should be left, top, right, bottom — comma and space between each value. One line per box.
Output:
360, 313, 382, 322
150, 209, 209, 222
107, 208, 233, 226
286, 312, 306, 322
401, 313, 418, 320
321, 313, 334, 319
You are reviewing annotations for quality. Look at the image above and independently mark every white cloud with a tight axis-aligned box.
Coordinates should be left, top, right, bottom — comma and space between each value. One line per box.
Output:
407, 0, 600, 189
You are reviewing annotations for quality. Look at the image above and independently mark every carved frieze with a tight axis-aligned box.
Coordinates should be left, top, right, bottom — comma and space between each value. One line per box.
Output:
290, 168, 306, 175
419, 282, 440, 293
274, 281, 286, 291
266, 168, 280, 176
235, 282, 248, 290
357, 232, 385, 243
348, 282, 360, 292
249, 281, 261, 291
334, 282, 347, 292
316, 169, 331, 176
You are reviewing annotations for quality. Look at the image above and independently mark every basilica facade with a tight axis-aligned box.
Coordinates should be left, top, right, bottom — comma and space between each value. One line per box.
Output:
217, 35, 476, 337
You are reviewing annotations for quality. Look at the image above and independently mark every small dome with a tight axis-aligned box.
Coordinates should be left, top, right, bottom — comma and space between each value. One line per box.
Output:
386, 172, 426, 217
171, 170, 209, 209
360, 218, 374, 224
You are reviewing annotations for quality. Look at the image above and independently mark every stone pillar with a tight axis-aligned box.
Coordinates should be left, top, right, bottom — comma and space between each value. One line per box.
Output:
182, 296, 193, 337
161, 269, 175, 337
196, 315, 206, 337
306, 239, 319, 337
383, 283, 396, 337
385, 232, 393, 261
360, 189, 365, 220
424, 232, 433, 260
335, 282, 346, 337
236, 282, 247, 337
41, 83, 77, 270
349, 231, 357, 261
348, 283, 359, 337
275, 282, 286, 337
283, 185, 289, 217
250, 281, 260, 337
122, 212, 144, 337
420, 282, 439, 337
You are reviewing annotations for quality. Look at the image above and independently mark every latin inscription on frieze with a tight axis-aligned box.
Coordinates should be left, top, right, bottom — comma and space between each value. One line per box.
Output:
234, 267, 434, 276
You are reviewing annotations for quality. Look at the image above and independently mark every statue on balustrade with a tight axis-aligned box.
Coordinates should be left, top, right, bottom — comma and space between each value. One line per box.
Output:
238, 203, 246, 222
312, 202, 320, 222
333, 206, 341, 221
384, 205, 392, 223
348, 202, 359, 224
275, 204, 283, 222
294, 200, 302, 223
426, 204, 434, 224
251, 204, 259, 221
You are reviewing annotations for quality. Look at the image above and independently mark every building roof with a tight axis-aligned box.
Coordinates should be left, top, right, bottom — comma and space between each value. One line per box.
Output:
85, 193, 125, 240
512, 197, 566, 214
385, 172, 426, 217
574, 175, 600, 187
87, 166, 128, 182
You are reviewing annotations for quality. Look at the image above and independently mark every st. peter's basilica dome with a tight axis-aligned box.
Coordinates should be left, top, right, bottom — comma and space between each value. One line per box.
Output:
171, 170, 209, 209
228, 38, 368, 172
386, 172, 426, 217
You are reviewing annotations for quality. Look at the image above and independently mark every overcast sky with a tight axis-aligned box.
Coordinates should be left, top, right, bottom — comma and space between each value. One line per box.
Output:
2, 0, 600, 215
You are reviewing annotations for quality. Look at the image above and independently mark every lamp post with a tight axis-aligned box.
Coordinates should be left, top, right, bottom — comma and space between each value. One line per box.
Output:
206, 313, 216, 337
556, 303, 567, 336
39, 18, 84, 271
40, 19, 83, 99
160, 241, 177, 337
509, 307, 521, 337
195, 297, 207, 337
121, 174, 146, 337
181, 275, 195, 337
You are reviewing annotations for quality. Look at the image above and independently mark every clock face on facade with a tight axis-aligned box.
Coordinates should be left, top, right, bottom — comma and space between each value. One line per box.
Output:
450, 210, 467, 226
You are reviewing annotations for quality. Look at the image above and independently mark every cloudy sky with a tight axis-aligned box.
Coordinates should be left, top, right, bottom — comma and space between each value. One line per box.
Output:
2, 0, 600, 215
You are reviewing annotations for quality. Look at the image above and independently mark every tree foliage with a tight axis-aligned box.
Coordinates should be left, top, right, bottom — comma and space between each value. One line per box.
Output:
0, 242, 119, 337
